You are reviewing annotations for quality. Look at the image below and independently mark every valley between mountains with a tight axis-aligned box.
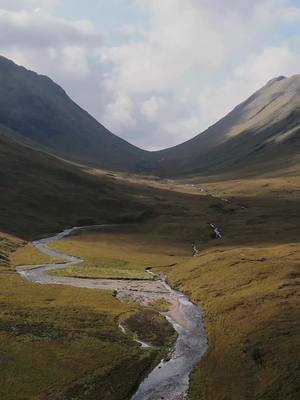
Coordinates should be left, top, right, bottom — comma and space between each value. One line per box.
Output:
0, 56, 299, 400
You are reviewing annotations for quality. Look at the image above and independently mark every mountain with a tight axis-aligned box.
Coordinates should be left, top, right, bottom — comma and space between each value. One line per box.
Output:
1, 54, 299, 177
154, 75, 300, 176
0, 125, 150, 239
0, 56, 148, 172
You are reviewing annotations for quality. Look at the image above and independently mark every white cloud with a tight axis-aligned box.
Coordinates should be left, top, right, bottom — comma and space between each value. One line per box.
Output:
61, 46, 90, 77
103, 92, 137, 132
196, 46, 300, 129
0, 9, 100, 48
97, 0, 300, 148
141, 96, 165, 120
1, 0, 300, 149
116, 24, 137, 37
0, 6, 105, 118
0, 0, 61, 11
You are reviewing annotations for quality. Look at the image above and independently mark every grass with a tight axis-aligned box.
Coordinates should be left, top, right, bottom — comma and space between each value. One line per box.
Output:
123, 309, 176, 348
34, 211, 299, 399
47, 255, 152, 281
150, 298, 171, 312
0, 125, 210, 400
1, 124, 300, 399
1, 233, 177, 400
45, 227, 188, 281
0, 127, 151, 240
151, 171, 300, 400
11, 244, 61, 268
160, 243, 300, 400
49, 264, 152, 280
6, 168, 300, 400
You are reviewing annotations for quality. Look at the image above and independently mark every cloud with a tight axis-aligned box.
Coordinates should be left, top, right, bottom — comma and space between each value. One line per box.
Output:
141, 96, 166, 120
0, 0, 61, 11
0, 9, 100, 49
116, 24, 137, 37
102, 92, 137, 132
97, 0, 300, 148
194, 45, 300, 131
0, 6, 106, 119
0, 0, 300, 149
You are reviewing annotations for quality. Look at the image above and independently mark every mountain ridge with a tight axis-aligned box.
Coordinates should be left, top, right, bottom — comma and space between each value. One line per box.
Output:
0, 55, 148, 172
0, 54, 299, 177
152, 72, 300, 176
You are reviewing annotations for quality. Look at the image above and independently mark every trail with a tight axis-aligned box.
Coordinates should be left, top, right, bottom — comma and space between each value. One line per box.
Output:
17, 226, 208, 400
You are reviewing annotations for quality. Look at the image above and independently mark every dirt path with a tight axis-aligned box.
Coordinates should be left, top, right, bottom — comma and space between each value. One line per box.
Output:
17, 226, 208, 400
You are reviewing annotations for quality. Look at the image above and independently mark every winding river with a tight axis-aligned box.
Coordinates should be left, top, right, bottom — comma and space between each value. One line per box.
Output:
17, 226, 208, 400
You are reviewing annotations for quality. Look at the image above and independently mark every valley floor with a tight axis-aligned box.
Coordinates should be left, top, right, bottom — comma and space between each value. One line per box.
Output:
1, 165, 300, 399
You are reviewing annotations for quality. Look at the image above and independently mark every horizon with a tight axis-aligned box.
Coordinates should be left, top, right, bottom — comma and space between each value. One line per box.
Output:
1, 0, 300, 150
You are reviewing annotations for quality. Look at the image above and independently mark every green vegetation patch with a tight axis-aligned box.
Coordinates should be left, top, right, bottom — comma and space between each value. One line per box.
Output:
48, 256, 152, 280
123, 308, 176, 348
150, 298, 171, 312
46, 229, 188, 281
11, 244, 61, 268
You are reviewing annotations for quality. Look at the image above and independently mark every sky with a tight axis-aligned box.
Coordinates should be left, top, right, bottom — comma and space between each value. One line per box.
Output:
1, 1, 300, 150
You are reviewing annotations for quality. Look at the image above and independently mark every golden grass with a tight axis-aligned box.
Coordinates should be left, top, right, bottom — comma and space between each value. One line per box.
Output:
49, 262, 152, 280
11, 243, 61, 268
2, 162, 300, 400
0, 234, 175, 400
161, 242, 300, 400
13, 168, 299, 400
46, 228, 188, 281
148, 170, 300, 400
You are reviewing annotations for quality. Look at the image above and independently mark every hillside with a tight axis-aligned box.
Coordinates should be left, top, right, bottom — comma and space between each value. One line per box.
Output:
0, 56, 148, 173
1, 118, 299, 399
1, 54, 299, 178
154, 75, 300, 176
0, 125, 150, 239
5, 168, 300, 400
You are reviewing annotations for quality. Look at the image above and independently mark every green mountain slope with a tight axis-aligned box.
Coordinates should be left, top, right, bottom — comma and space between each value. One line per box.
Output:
0, 56, 148, 173
0, 125, 149, 239
1, 54, 299, 178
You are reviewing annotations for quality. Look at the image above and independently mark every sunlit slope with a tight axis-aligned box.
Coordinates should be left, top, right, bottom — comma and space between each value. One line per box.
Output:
154, 76, 300, 176
154, 172, 300, 400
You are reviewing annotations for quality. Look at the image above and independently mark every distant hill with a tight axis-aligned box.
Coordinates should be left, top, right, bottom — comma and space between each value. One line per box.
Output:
153, 75, 300, 176
0, 56, 148, 172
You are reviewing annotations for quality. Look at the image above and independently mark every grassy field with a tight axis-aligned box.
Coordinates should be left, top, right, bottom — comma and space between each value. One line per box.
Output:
1, 233, 176, 400
48, 261, 152, 280
159, 170, 300, 400
45, 227, 188, 280
163, 242, 300, 400
0, 126, 213, 399
11, 244, 62, 268
2, 132, 300, 400
36, 174, 300, 400
44, 167, 300, 400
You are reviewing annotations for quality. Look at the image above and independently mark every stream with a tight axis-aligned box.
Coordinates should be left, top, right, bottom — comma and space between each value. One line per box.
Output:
17, 226, 208, 400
